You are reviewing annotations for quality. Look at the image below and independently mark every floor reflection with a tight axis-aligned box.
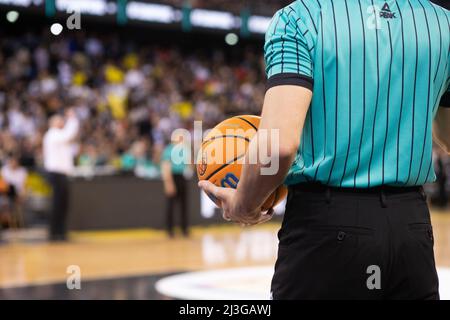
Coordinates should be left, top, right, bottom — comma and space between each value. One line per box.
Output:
0, 273, 177, 300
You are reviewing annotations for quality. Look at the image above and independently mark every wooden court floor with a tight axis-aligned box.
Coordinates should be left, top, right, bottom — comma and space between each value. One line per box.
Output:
0, 209, 449, 289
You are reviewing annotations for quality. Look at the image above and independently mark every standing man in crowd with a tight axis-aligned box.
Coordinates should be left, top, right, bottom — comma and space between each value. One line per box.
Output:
161, 136, 190, 238
43, 109, 79, 241
200, 0, 449, 299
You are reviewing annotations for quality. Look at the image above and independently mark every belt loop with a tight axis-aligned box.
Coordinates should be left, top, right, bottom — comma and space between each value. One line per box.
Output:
325, 187, 332, 204
420, 187, 428, 202
380, 189, 388, 208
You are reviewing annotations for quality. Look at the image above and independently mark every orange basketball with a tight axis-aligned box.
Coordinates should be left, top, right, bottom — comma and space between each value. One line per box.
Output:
197, 115, 288, 211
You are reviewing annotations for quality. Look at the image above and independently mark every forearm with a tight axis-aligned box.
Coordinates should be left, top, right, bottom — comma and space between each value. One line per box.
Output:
235, 134, 296, 212
235, 86, 311, 211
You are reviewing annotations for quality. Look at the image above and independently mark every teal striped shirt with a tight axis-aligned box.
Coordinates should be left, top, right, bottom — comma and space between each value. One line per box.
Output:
265, 0, 450, 187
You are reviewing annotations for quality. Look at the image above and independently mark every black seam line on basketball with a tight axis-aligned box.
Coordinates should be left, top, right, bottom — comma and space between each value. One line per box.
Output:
405, 0, 418, 186
395, 0, 405, 184
326, 0, 339, 186
202, 135, 250, 146
367, 0, 380, 188
339, 0, 352, 187
382, 21, 394, 186
354, 0, 366, 188
414, 0, 433, 186
431, 4, 442, 83
204, 154, 246, 181
236, 117, 258, 131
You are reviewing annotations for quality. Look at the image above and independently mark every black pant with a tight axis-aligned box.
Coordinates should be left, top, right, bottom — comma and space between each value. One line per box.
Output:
271, 183, 440, 300
166, 174, 188, 236
47, 172, 69, 240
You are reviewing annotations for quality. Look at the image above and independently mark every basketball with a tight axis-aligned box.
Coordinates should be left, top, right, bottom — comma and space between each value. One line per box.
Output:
197, 115, 288, 211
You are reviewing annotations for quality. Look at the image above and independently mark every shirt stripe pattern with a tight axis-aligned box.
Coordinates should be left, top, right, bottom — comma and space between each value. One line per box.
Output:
264, 0, 450, 187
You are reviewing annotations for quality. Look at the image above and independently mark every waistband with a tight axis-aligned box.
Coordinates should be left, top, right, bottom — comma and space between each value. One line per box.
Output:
289, 183, 423, 195
288, 183, 426, 208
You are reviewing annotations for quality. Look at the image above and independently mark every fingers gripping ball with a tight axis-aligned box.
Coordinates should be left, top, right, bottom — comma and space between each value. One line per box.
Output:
197, 115, 287, 211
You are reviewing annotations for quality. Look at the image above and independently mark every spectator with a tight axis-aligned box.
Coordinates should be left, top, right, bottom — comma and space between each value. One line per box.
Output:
0, 30, 266, 170
43, 109, 79, 241
1, 155, 27, 197
0, 25, 447, 225
161, 136, 191, 238
0, 156, 27, 230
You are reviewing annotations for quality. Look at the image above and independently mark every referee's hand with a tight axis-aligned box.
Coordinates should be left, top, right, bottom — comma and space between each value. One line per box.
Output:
198, 180, 273, 226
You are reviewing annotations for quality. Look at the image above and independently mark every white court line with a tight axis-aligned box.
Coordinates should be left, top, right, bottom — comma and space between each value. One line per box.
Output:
156, 266, 450, 300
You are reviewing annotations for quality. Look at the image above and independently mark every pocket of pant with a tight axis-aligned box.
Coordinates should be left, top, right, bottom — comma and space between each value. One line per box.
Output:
408, 223, 434, 246
309, 225, 374, 236
280, 225, 374, 249
406, 222, 438, 289
275, 224, 378, 294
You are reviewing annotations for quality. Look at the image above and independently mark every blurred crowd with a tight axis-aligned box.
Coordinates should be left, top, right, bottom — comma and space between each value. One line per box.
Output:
0, 23, 448, 227
0, 29, 268, 226
154, 0, 292, 15
0, 30, 266, 181
153, 0, 448, 15
191, 0, 450, 14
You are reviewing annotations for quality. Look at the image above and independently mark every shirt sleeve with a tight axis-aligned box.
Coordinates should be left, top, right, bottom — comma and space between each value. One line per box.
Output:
52, 117, 80, 143
264, 8, 314, 91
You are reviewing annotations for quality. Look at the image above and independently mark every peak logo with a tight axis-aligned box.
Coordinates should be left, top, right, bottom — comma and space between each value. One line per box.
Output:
380, 2, 396, 19
367, 3, 396, 29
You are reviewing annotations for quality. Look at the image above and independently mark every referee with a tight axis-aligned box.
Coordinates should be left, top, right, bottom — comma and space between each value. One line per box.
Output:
200, 0, 449, 299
